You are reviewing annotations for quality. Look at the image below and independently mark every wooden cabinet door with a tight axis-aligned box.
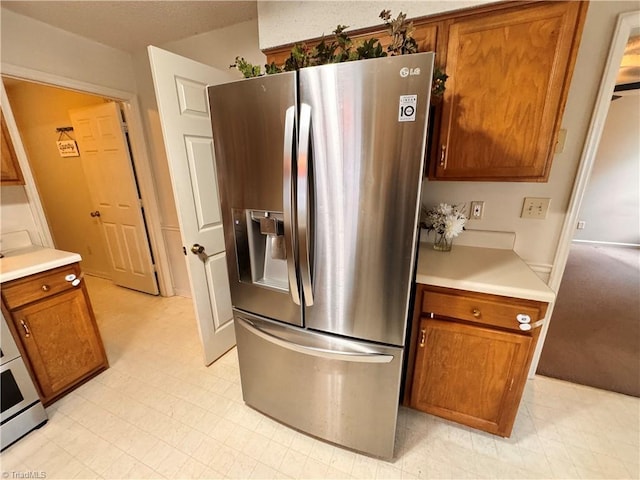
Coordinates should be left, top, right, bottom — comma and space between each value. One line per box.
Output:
11, 288, 108, 404
410, 317, 532, 436
1, 109, 25, 185
433, 2, 583, 181
265, 22, 439, 68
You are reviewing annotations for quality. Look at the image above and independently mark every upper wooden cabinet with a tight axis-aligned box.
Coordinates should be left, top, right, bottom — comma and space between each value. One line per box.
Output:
264, 1, 587, 182
265, 22, 439, 66
1, 109, 25, 186
434, 2, 586, 181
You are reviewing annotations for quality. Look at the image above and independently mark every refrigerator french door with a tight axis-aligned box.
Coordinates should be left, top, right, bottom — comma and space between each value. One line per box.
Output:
208, 52, 434, 458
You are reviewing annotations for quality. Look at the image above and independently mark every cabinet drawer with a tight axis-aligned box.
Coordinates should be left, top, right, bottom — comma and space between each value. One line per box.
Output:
2, 264, 79, 310
421, 289, 544, 332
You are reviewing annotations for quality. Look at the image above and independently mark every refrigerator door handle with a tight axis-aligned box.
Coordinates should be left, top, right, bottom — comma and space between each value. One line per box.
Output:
283, 105, 301, 305
297, 103, 314, 306
238, 317, 394, 364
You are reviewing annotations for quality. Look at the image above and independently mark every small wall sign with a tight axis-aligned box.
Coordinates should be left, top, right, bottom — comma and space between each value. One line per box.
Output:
56, 139, 80, 157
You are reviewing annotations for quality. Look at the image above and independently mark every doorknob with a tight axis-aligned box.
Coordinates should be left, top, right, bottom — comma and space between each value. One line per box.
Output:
191, 244, 205, 255
90, 210, 101, 217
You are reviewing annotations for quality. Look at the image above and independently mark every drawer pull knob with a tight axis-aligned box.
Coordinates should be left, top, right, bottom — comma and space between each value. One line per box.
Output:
41, 284, 50, 292
472, 308, 481, 318
20, 320, 31, 338
516, 314, 531, 324
519, 323, 532, 332
419, 329, 427, 347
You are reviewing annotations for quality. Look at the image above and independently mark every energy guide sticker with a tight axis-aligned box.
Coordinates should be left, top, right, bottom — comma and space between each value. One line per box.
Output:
398, 95, 417, 122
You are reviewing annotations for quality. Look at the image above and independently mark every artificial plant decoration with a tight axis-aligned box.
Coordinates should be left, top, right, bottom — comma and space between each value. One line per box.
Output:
380, 10, 418, 55
229, 10, 448, 100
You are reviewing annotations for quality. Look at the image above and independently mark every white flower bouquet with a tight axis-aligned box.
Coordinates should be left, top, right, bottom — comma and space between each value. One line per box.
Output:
421, 203, 467, 250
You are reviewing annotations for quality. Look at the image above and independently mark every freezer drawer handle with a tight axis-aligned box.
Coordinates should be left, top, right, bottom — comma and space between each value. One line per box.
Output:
238, 317, 393, 364
283, 105, 301, 305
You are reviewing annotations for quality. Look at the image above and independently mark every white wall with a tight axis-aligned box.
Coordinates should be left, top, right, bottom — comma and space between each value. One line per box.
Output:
574, 93, 640, 245
4, 80, 112, 277
0, 8, 136, 93
0, 6, 262, 297
257, 1, 497, 49
256, 1, 639, 282
0, 8, 138, 250
161, 20, 265, 73
0, 187, 40, 243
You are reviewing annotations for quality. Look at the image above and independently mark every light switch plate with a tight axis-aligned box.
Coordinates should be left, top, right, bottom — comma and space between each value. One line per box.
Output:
521, 197, 550, 219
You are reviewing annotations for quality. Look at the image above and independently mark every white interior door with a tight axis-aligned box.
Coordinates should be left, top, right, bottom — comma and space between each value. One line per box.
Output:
148, 46, 236, 365
69, 102, 159, 295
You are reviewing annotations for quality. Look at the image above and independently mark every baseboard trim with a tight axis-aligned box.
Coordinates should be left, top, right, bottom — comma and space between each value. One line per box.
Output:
573, 239, 640, 248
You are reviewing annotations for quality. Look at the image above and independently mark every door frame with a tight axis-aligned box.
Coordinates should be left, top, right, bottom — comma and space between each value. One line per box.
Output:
1, 62, 173, 296
530, 11, 640, 375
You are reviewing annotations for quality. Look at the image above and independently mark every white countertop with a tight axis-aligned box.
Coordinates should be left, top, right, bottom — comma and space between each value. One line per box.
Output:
415, 242, 555, 303
0, 246, 82, 283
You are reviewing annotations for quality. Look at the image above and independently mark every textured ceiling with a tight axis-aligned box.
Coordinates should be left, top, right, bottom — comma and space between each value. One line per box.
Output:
2, 1, 258, 53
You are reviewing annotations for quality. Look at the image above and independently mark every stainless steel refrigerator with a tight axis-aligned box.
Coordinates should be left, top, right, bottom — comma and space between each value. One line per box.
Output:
208, 52, 434, 459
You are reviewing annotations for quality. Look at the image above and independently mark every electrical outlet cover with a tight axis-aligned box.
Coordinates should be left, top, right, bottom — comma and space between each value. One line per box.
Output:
470, 201, 484, 220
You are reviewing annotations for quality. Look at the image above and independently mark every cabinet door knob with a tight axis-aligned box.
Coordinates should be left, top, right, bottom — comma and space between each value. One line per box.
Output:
419, 328, 427, 347
41, 284, 50, 292
20, 319, 31, 338
90, 210, 101, 217
472, 308, 481, 318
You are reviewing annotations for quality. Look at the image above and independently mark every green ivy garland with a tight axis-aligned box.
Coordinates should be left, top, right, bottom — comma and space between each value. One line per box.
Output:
231, 10, 448, 100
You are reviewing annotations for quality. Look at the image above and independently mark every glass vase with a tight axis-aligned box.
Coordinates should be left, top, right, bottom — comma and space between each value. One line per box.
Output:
433, 232, 452, 252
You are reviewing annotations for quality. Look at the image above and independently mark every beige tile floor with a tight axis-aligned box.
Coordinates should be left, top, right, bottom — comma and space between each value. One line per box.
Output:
1, 275, 639, 479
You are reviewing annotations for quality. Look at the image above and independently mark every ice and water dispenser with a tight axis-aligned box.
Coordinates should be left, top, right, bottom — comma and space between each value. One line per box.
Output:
233, 209, 289, 292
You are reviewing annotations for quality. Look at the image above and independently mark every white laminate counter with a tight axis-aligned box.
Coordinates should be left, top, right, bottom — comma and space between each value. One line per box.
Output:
0, 247, 82, 283
415, 242, 555, 303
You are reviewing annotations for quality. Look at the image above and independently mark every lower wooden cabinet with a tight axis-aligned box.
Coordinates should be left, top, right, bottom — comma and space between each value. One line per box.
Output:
404, 284, 547, 437
2, 263, 108, 406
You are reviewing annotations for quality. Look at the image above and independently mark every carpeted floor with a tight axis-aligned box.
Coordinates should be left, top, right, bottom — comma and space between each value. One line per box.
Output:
537, 243, 640, 397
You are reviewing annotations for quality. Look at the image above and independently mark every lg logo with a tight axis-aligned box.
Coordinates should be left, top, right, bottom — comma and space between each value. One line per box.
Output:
399, 67, 421, 77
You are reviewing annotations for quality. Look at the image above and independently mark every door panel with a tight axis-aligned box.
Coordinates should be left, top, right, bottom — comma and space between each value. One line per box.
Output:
411, 318, 532, 435
234, 311, 403, 459
148, 46, 236, 365
69, 102, 158, 295
208, 73, 302, 327
300, 53, 434, 346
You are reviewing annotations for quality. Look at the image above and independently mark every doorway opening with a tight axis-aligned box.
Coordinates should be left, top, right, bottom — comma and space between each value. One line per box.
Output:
2, 77, 159, 296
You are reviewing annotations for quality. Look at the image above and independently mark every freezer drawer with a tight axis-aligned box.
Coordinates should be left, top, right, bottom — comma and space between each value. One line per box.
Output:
234, 311, 404, 459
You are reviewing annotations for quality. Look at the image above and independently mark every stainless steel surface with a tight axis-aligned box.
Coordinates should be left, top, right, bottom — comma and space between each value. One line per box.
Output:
300, 53, 434, 346
238, 315, 393, 363
297, 103, 314, 306
234, 311, 404, 459
1, 317, 20, 364
283, 106, 301, 306
1, 312, 48, 451
209, 73, 302, 326
1, 400, 47, 451
209, 54, 435, 459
